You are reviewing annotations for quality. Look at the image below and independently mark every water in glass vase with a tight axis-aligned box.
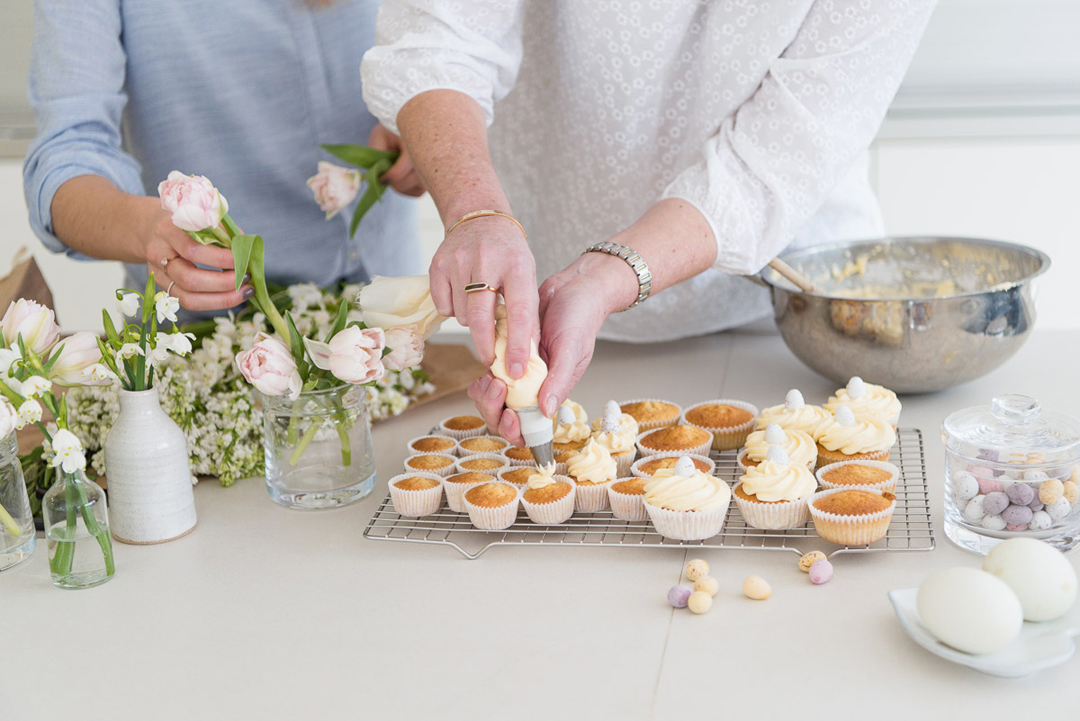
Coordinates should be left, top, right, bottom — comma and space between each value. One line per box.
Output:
47, 518, 113, 589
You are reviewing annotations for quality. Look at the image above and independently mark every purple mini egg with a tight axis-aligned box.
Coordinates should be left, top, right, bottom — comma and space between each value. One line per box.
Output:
668, 585, 693, 609
1028, 497, 1044, 512
1001, 503, 1033, 526
809, 559, 834, 585
976, 449, 1000, 463
982, 491, 1009, 516
1005, 483, 1034, 506
977, 477, 1004, 495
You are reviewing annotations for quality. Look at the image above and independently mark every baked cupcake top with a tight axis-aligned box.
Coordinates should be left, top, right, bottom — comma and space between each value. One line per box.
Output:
465, 482, 517, 507
552, 404, 591, 445
738, 448, 817, 502
591, 412, 636, 455
555, 449, 577, 463
611, 477, 648, 496
824, 376, 901, 424
621, 400, 680, 425
637, 456, 712, 475
744, 423, 817, 467
685, 403, 754, 430
756, 389, 831, 438
459, 457, 504, 471
393, 476, 440, 491
639, 424, 712, 452
816, 405, 895, 454
566, 439, 617, 485
820, 463, 895, 486
500, 467, 534, 485
407, 454, 455, 470
523, 481, 572, 504
812, 489, 896, 516
445, 471, 495, 485
459, 436, 509, 454
443, 415, 485, 431
505, 446, 534, 462
410, 436, 456, 454
644, 461, 731, 512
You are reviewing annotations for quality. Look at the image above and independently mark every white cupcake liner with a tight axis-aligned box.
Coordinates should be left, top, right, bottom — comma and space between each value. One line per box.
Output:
737, 448, 816, 473
680, 399, 760, 451
454, 452, 510, 475
631, 452, 716, 478
406, 434, 460, 458
618, 398, 683, 431
520, 475, 576, 525
808, 486, 897, 545
732, 484, 813, 530
816, 460, 900, 494
387, 472, 445, 517
463, 483, 521, 530
456, 435, 511, 456
608, 478, 649, 521
572, 478, 617, 513
443, 473, 498, 512
635, 427, 713, 459
403, 453, 458, 477
644, 500, 730, 541
437, 416, 489, 441
611, 450, 636, 478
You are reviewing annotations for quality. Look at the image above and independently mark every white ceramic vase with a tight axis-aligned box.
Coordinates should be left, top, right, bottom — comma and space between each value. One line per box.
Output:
103, 387, 197, 544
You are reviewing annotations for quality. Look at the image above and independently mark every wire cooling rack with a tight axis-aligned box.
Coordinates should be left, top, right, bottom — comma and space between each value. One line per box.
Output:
363, 428, 935, 560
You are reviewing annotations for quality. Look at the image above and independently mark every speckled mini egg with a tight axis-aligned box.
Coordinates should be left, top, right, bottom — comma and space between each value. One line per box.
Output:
963, 495, 987, 522
1006, 523, 1027, 532
981, 514, 1008, 531
977, 477, 1005, 495
1029, 510, 1053, 531
1070, 466, 1080, 484
684, 559, 709, 582
694, 575, 720, 597
809, 559, 833, 585
1063, 481, 1079, 505
668, 585, 693, 609
951, 472, 979, 504
1028, 497, 1044, 512
743, 576, 771, 600
1045, 497, 1072, 521
983, 492, 1009, 516
1024, 470, 1051, 482
1002, 504, 1033, 527
798, 550, 826, 573
967, 464, 996, 478
687, 590, 713, 614
1005, 483, 1035, 506
1039, 479, 1065, 505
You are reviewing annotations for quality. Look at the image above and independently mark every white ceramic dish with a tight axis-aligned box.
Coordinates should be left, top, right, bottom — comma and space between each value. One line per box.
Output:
888, 587, 1080, 678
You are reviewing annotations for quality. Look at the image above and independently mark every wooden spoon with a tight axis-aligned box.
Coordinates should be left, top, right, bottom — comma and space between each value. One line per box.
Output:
768, 258, 817, 294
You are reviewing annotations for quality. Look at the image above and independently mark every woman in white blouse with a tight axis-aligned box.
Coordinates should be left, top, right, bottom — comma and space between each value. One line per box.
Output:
361, 0, 936, 441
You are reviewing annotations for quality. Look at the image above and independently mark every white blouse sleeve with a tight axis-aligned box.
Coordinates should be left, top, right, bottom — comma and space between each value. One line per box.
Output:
360, 0, 527, 134
662, 0, 936, 276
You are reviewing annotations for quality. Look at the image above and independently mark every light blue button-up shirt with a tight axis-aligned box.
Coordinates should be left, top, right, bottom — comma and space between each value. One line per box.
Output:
23, 0, 420, 302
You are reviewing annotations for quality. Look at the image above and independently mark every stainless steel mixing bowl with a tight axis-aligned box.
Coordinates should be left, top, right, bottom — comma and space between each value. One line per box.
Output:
759, 236, 1050, 393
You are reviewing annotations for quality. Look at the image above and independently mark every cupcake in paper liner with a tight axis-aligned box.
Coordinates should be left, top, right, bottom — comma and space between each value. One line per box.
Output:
816, 460, 900, 494
454, 452, 510, 476
814, 405, 895, 470
520, 467, 576, 525
404, 453, 457, 478
591, 400, 640, 439
566, 438, 619, 512
457, 435, 511, 456
739, 423, 817, 471
808, 486, 897, 546
497, 466, 536, 489
681, 399, 759, 451
387, 472, 445, 518
824, 376, 902, 428
608, 477, 650, 522
407, 434, 460, 458
443, 471, 497, 512
552, 404, 592, 457
438, 414, 489, 441
463, 482, 521, 530
617, 398, 682, 432
755, 389, 831, 439
631, 453, 715, 479
642, 457, 731, 540
591, 408, 638, 477
732, 446, 817, 530
636, 425, 713, 459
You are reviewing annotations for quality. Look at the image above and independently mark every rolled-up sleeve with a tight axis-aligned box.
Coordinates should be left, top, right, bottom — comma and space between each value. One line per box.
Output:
360, 0, 526, 134
663, 0, 936, 276
22, 0, 145, 258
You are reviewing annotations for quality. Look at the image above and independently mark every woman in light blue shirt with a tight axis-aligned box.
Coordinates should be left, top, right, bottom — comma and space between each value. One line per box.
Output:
23, 0, 422, 312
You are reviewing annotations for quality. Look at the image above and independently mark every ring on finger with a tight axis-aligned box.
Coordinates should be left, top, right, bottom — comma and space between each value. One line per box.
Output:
161, 256, 175, 269
166, 281, 176, 297
464, 282, 499, 294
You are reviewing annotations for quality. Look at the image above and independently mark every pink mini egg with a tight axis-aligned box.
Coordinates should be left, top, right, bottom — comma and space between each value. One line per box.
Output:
1006, 523, 1027, 532
809, 559, 833, 585
967, 465, 997, 479
978, 477, 1004, 495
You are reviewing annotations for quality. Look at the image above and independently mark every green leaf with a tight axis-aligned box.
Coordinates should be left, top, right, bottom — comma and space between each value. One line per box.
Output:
221, 214, 242, 238
102, 309, 121, 346
231, 234, 258, 291
324, 300, 349, 343
41, 342, 64, 375
319, 144, 398, 169
284, 312, 307, 372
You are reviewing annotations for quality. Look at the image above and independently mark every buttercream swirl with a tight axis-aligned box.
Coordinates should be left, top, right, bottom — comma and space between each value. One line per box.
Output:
526, 462, 558, 491
756, 403, 830, 438
817, 412, 896, 454
566, 439, 617, 484
824, 378, 901, 423
560, 400, 588, 424
490, 304, 548, 409
738, 459, 817, 502
643, 468, 731, 512
553, 420, 591, 445
744, 427, 817, 467
590, 413, 639, 445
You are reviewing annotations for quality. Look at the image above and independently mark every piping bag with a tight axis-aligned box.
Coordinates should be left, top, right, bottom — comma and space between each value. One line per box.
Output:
489, 304, 554, 466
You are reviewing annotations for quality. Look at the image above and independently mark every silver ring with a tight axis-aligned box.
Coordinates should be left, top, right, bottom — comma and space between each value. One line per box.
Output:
166, 281, 176, 297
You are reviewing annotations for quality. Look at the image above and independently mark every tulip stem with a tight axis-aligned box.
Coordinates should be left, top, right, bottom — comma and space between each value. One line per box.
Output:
0, 502, 21, 537
288, 421, 320, 467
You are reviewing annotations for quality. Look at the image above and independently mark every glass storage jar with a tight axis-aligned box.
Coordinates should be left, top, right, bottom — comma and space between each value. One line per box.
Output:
942, 394, 1080, 554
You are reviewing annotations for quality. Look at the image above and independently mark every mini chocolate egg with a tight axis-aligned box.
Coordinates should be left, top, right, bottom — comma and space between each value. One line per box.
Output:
952, 472, 979, 504
984, 538, 1079, 622
1024, 470, 1051, 482
687, 590, 713, 614
1027, 497, 1044, 512
1006, 523, 1027, 532
743, 576, 771, 600
962, 495, 987, 522
1001, 504, 1033, 527
1029, 510, 1053, 531
1064, 481, 1079, 505
983, 491, 1009, 516
809, 559, 833, 585
981, 514, 1008, 531
1070, 466, 1080, 484
694, 575, 720, 597
1045, 497, 1071, 521
798, 550, 826, 572
684, 559, 709, 581
967, 464, 996, 479
977, 477, 1004, 495
1039, 479, 1065, 505
1005, 483, 1035, 506
917, 568, 1023, 655
668, 585, 693, 609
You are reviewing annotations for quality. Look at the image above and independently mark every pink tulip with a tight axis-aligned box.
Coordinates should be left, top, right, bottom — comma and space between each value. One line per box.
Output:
306, 162, 362, 219
157, 171, 230, 232
235, 332, 302, 400
381, 327, 424, 371
2, 299, 59, 356
305, 326, 385, 385
48, 332, 109, 386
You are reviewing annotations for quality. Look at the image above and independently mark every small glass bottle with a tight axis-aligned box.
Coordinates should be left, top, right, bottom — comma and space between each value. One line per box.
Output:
42, 468, 115, 589
0, 431, 37, 572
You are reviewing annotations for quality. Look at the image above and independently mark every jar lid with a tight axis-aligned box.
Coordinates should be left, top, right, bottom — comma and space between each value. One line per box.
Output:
942, 394, 1080, 466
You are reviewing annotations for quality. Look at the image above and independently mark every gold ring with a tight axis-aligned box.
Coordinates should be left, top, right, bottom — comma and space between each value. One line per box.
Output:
166, 281, 176, 297
161, 257, 173, 268
464, 282, 499, 294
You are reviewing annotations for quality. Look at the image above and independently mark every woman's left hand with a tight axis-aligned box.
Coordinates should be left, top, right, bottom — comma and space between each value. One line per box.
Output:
367, 124, 426, 197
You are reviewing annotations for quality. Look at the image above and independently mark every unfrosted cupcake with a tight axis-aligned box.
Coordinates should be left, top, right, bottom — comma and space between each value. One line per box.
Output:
738, 423, 817, 471
824, 376, 902, 428
497, 466, 535, 489
733, 446, 817, 529
815, 405, 896, 469
631, 453, 716, 479
566, 438, 619, 512
458, 436, 510, 456
443, 471, 496, 512
755, 389, 831, 439
407, 435, 459, 457
503, 446, 536, 467
817, 460, 900, 494
608, 477, 649, 522
404, 453, 457, 477
681, 400, 759, 451
552, 405, 591, 454
808, 487, 897, 545
643, 457, 731, 541
463, 482, 520, 530
520, 464, 575, 525
636, 424, 713, 458
591, 410, 637, 476
619, 399, 681, 431
438, 415, 487, 440
388, 472, 444, 517
455, 454, 509, 475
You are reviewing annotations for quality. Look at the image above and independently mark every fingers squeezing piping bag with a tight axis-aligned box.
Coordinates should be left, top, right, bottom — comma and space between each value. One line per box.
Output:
489, 304, 553, 465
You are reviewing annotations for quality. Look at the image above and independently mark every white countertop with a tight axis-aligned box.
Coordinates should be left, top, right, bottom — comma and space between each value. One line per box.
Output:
3, 327, 1076, 720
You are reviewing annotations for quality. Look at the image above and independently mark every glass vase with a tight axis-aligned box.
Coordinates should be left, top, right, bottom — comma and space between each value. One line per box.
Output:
0, 431, 36, 572
261, 384, 376, 510
42, 468, 115, 589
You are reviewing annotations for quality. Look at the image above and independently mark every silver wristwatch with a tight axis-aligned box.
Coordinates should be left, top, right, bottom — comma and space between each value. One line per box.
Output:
581, 241, 653, 311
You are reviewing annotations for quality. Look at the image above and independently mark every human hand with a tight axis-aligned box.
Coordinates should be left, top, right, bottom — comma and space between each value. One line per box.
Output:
367, 124, 425, 197
467, 372, 524, 445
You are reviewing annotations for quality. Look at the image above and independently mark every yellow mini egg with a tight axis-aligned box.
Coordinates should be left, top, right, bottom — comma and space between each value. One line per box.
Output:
1063, 481, 1079, 505
743, 576, 772, 600
685, 559, 710, 582
1039, 479, 1065, 505
694, 575, 720, 597
687, 590, 713, 614
798, 551, 826, 573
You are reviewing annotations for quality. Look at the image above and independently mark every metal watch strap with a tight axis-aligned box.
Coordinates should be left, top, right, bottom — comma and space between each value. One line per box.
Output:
581, 241, 653, 311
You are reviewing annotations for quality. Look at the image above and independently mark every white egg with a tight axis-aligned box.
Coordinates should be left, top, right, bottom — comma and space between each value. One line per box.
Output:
917, 568, 1023, 655
983, 538, 1079, 622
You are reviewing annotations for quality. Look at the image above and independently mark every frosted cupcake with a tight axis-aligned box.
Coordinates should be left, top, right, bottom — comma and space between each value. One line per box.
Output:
591, 409, 637, 477
566, 438, 619, 512
815, 405, 896, 469
738, 423, 817, 471
755, 389, 831, 439
559, 399, 589, 424
631, 452, 715, 478
733, 446, 817, 529
520, 464, 576, 525
824, 376, 902, 428
591, 400, 640, 441
643, 457, 732, 541
552, 405, 591, 454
